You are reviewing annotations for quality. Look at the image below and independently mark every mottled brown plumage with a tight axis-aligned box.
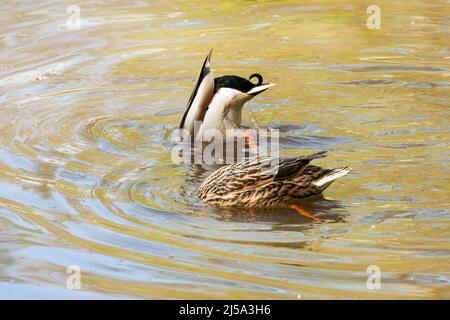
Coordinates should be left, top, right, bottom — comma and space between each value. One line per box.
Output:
198, 151, 351, 208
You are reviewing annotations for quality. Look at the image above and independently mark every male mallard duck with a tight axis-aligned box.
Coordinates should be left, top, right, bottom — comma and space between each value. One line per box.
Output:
180, 50, 274, 142
197, 151, 351, 221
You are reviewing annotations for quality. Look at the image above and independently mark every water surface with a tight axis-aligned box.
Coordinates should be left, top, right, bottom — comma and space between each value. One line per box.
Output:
0, 0, 449, 299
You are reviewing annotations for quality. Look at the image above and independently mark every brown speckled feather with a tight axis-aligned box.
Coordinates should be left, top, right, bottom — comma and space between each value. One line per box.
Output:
197, 151, 351, 208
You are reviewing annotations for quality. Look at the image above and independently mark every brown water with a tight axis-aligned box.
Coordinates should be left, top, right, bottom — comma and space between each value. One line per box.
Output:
0, 0, 449, 299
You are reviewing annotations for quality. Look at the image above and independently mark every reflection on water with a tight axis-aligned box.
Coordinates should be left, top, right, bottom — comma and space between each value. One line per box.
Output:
0, 0, 449, 299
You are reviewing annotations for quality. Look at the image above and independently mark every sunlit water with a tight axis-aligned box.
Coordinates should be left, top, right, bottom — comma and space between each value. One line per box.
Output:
0, 0, 449, 299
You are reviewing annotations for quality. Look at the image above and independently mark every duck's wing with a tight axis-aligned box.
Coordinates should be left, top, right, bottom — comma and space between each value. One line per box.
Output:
274, 151, 327, 181
200, 152, 328, 195
180, 50, 215, 136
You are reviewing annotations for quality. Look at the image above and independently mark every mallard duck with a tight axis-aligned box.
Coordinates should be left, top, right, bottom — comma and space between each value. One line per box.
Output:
180, 50, 274, 142
197, 151, 351, 221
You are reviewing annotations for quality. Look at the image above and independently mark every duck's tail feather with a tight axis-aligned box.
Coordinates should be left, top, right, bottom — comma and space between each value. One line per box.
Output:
312, 166, 351, 187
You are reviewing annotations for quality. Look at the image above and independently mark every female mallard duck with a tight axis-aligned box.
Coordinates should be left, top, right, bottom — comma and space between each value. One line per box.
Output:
197, 151, 351, 222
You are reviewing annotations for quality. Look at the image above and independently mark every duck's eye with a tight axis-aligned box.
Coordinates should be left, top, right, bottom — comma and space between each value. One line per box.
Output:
249, 73, 263, 86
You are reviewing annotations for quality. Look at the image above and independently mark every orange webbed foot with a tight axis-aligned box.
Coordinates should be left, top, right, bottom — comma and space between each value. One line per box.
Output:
290, 204, 322, 222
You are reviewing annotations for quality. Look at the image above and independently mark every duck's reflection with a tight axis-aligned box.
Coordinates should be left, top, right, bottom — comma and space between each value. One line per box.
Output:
212, 196, 346, 224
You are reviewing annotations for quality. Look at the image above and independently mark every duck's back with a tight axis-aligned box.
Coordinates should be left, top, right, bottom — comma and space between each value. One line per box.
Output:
197, 152, 351, 208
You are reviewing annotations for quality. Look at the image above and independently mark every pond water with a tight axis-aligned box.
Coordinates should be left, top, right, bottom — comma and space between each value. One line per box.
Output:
0, 0, 449, 299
